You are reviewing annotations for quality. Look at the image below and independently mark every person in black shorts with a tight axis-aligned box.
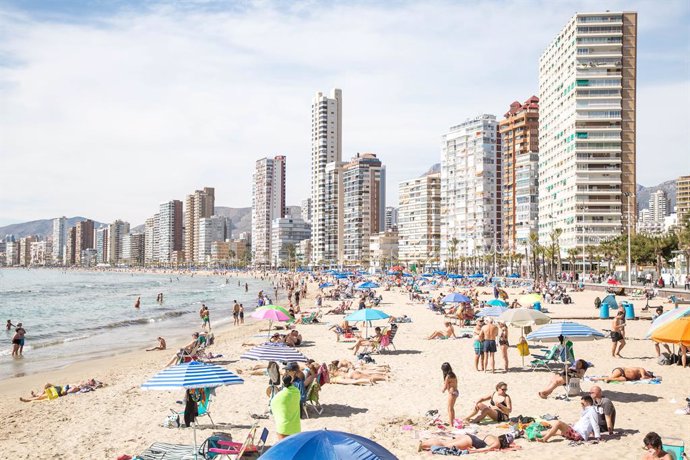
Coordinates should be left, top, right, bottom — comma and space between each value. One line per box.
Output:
464, 382, 512, 423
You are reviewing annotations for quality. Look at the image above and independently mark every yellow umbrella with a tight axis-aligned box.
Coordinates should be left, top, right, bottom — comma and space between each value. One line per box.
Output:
651, 316, 690, 346
518, 293, 543, 306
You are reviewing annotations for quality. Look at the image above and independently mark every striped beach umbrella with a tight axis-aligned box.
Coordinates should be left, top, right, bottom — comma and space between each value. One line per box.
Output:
476, 305, 508, 317
526, 321, 605, 342
644, 307, 690, 339
240, 342, 308, 363
141, 361, 244, 390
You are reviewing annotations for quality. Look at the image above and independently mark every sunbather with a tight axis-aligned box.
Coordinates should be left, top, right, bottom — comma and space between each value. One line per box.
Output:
146, 337, 166, 351
284, 330, 302, 347
329, 320, 354, 341
538, 359, 589, 399
20, 379, 103, 402
464, 382, 512, 423
349, 327, 383, 355
591, 367, 656, 382
418, 431, 521, 453
165, 332, 200, 367
327, 365, 388, 385
427, 322, 456, 340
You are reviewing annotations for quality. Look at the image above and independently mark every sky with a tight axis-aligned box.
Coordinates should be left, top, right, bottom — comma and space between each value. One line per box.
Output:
0, 0, 689, 226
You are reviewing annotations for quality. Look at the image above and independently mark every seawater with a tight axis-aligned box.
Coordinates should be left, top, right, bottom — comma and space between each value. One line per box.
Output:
0, 269, 272, 380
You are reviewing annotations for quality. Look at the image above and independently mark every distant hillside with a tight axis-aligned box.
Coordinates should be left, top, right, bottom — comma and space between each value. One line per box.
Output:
421, 163, 441, 177
0, 217, 104, 240
637, 180, 676, 212
215, 205, 301, 238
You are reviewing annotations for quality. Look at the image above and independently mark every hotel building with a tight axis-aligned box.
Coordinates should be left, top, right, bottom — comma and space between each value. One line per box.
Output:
52, 216, 67, 265
158, 200, 183, 263
184, 187, 215, 263
251, 156, 287, 265
398, 171, 441, 266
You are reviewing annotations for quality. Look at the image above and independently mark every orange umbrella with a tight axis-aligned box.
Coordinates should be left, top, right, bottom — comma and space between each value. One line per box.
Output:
651, 316, 690, 346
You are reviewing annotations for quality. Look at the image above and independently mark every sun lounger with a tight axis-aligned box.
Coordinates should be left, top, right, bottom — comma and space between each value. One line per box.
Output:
302, 381, 323, 418
379, 324, 398, 352
530, 344, 562, 372
208, 423, 268, 459
662, 437, 685, 460
135, 442, 197, 460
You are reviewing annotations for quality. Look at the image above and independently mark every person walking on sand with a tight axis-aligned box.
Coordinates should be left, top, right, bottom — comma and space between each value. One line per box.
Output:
134, 297, 141, 309
146, 337, 166, 351
441, 362, 459, 427
611, 310, 626, 357
498, 322, 509, 372
12, 323, 26, 357
481, 318, 499, 373
473, 319, 485, 372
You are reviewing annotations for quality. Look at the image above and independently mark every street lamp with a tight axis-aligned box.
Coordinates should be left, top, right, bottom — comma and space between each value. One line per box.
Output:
624, 191, 634, 287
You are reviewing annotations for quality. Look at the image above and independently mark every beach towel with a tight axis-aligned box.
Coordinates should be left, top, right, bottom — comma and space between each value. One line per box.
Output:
585, 376, 662, 384
317, 363, 330, 385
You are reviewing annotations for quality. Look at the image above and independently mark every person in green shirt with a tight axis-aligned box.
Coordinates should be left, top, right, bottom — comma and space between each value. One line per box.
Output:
270, 374, 301, 440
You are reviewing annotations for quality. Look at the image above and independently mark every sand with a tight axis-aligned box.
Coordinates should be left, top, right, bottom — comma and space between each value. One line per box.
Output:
0, 278, 688, 459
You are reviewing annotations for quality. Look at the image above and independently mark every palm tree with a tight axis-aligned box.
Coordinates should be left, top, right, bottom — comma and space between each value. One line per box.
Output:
448, 237, 459, 273
528, 232, 541, 281
677, 213, 690, 276
567, 247, 579, 273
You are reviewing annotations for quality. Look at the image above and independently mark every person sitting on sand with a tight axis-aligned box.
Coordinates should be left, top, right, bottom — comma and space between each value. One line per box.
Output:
464, 382, 512, 423
165, 332, 200, 367
327, 363, 388, 385
349, 327, 383, 355
591, 367, 656, 382
538, 359, 590, 399
418, 431, 522, 453
427, 322, 457, 340
284, 330, 302, 347
146, 337, 166, 351
329, 320, 355, 341
642, 432, 673, 459
538, 395, 600, 443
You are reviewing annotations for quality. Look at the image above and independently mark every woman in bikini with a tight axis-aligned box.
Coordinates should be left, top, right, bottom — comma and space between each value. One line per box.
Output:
327, 364, 388, 385
441, 362, 459, 426
591, 367, 656, 382
418, 431, 522, 453
538, 359, 589, 399
498, 322, 509, 371
464, 382, 512, 424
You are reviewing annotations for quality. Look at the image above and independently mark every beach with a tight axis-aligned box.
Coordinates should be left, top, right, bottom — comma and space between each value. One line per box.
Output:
0, 274, 688, 459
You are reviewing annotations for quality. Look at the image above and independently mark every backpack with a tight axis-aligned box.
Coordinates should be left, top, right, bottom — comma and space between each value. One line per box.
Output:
200, 433, 233, 458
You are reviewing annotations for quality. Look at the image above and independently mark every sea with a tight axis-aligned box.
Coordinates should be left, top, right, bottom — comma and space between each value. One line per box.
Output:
0, 269, 273, 380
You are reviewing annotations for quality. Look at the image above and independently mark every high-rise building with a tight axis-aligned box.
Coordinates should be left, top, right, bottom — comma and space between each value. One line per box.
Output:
95, 227, 109, 264
369, 230, 399, 270
108, 220, 130, 265
398, 172, 441, 266
19, 236, 36, 266
184, 187, 215, 263
499, 97, 539, 256
538, 12, 637, 252
30, 240, 49, 266
129, 233, 145, 265
52, 216, 67, 265
158, 200, 183, 263
74, 219, 94, 266
649, 190, 669, 222
65, 227, 76, 265
440, 115, 502, 266
384, 207, 398, 231
198, 216, 230, 264
251, 156, 286, 265
311, 89, 343, 265
676, 175, 690, 223
271, 217, 311, 267
341, 153, 386, 265
300, 198, 312, 223
144, 216, 156, 264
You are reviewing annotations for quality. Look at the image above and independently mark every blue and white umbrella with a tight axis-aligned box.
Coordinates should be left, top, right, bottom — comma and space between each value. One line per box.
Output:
319, 282, 334, 289
477, 305, 508, 317
442, 293, 471, 303
645, 307, 690, 339
141, 361, 244, 391
356, 281, 380, 290
526, 321, 605, 342
240, 342, 308, 363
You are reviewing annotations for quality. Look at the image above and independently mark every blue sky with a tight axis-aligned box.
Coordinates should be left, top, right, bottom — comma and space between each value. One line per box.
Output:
0, 0, 689, 226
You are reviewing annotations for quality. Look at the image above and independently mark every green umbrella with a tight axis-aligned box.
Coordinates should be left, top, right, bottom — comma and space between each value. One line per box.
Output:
257, 304, 294, 319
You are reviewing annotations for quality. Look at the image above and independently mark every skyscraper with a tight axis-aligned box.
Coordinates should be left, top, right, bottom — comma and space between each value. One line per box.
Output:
341, 153, 386, 265
499, 97, 539, 257
384, 207, 398, 231
108, 220, 130, 265
184, 187, 215, 263
74, 219, 94, 265
198, 216, 230, 264
52, 216, 67, 265
158, 200, 183, 263
441, 115, 502, 267
251, 156, 287, 265
144, 216, 156, 264
677, 175, 690, 223
538, 12, 637, 252
95, 227, 109, 264
398, 171, 441, 266
311, 89, 342, 265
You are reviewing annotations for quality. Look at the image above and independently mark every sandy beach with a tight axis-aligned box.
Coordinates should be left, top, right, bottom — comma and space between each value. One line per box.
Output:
0, 276, 688, 459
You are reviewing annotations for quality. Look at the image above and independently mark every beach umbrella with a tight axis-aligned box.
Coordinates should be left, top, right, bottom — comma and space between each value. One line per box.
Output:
240, 342, 309, 363
442, 293, 471, 303
651, 316, 690, 346
257, 304, 293, 318
259, 429, 397, 460
468, 273, 484, 279
518, 293, 543, 306
498, 308, 552, 366
447, 274, 464, 279
477, 305, 508, 318
141, 361, 244, 458
644, 307, 690, 339
252, 308, 291, 337
486, 299, 508, 307
319, 282, 334, 289
345, 309, 390, 337
607, 278, 621, 285
356, 281, 380, 290
601, 294, 618, 310
508, 273, 520, 278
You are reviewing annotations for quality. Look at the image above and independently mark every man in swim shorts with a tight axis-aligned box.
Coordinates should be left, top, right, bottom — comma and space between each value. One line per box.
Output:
481, 318, 498, 373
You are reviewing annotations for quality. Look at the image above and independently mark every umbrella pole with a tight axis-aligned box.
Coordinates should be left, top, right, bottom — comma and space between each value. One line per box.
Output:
268, 320, 272, 338
193, 416, 198, 460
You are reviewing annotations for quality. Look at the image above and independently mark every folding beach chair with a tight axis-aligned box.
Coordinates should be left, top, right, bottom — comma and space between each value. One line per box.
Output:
530, 344, 562, 371
209, 424, 269, 459
662, 437, 686, 460
302, 381, 324, 418
379, 324, 398, 353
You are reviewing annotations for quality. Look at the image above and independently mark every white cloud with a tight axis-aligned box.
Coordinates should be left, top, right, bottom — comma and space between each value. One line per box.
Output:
0, 0, 688, 225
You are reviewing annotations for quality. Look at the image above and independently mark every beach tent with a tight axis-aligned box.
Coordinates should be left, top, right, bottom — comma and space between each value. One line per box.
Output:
259, 429, 397, 460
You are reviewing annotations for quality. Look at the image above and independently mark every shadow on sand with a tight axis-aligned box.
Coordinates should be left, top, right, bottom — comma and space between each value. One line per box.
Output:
320, 403, 369, 417
596, 389, 661, 403
379, 349, 423, 356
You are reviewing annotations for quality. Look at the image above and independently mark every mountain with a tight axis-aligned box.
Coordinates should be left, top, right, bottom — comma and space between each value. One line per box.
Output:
636, 180, 676, 211
421, 163, 441, 177
214, 205, 301, 238
0, 217, 104, 240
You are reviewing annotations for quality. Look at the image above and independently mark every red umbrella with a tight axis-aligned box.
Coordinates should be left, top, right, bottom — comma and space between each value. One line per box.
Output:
607, 279, 621, 285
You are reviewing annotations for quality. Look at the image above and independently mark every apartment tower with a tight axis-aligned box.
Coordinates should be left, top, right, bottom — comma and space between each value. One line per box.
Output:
251, 156, 287, 265
499, 97, 540, 256
51, 216, 67, 265
440, 115, 502, 266
184, 187, 215, 263
341, 153, 386, 265
677, 175, 690, 223
108, 220, 130, 265
538, 12, 637, 252
158, 200, 183, 263
398, 171, 441, 266
311, 89, 343, 265
74, 219, 94, 266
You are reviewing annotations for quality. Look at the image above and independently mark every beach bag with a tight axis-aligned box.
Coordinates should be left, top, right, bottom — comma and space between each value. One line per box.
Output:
200, 433, 233, 458
162, 410, 180, 429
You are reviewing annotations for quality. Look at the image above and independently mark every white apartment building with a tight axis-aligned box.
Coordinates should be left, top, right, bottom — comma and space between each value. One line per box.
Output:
300, 198, 312, 223
251, 156, 286, 265
30, 240, 50, 266
398, 172, 441, 266
514, 152, 540, 252
271, 217, 311, 267
369, 230, 399, 270
341, 153, 386, 265
311, 89, 342, 265
440, 115, 502, 265
52, 216, 67, 265
108, 220, 130, 265
538, 12, 637, 252
384, 207, 398, 231
95, 227, 109, 264
198, 216, 229, 264
158, 200, 183, 263
638, 190, 670, 234
184, 187, 215, 263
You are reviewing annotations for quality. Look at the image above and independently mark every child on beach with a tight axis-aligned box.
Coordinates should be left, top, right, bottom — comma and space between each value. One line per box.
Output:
441, 362, 459, 426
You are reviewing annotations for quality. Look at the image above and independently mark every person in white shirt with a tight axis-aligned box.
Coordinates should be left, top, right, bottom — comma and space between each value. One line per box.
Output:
538, 395, 601, 443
